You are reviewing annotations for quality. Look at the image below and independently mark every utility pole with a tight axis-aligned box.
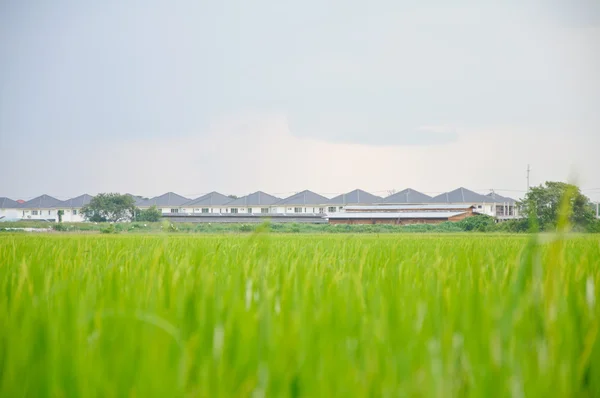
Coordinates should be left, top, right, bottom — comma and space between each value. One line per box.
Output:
526, 164, 531, 191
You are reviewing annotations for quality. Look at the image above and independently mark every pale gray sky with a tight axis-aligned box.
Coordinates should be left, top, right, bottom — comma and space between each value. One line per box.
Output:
1, 0, 599, 201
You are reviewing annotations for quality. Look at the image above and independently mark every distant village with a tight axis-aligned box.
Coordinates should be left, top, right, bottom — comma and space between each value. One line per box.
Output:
0, 187, 520, 225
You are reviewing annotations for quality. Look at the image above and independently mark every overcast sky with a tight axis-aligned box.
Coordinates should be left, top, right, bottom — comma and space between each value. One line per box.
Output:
1, 0, 599, 201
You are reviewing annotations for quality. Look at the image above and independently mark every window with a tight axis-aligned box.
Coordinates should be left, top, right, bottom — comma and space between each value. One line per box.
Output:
328, 207, 336, 213
231, 208, 238, 214
202, 208, 209, 213
261, 208, 269, 214
339, 207, 343, 211
32, 210, 39, 215
319, 208, 324, 213
48, 210, 51, 215
247, 208, 252, 214
170, 208, 179, 213
294, 207, 302, 213
73, 210, 77, 215
477, 205, 482, 209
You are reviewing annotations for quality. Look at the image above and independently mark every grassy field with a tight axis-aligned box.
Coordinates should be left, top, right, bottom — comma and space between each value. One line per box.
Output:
1, 233, 599, 397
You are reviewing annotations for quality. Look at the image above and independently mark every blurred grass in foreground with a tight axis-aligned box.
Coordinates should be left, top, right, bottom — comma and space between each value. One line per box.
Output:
1, 233, 599, 397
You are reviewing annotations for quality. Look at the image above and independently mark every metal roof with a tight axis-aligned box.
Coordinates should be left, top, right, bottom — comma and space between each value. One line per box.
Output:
379, 188, 432, 204
328, 189, 381, 205
140, 192, 190, 207
53, 194, 94, 208
226, 191, 281, 207
184, 191, 232, 207
429, 187, 503, 204
344, 204, 474, 211
0, 197, 19, 209
275, 190, 329, 206
486, 192, 517, 204
327, 211, 467, 219
18, 194, 63, 209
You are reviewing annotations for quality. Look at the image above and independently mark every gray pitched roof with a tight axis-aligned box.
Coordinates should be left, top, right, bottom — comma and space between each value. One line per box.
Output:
429, 187, 501, 204
328, 189, 382, 205
54, 194, 94, 208
19, 194, 62, 209
0, 197, 19, 209
486, 192, 517, 204
142, 192, 190, 207
226, 191, 280, 207
184, 192, 232, 207
275, 190, 329, 206
379, 188, 432, 204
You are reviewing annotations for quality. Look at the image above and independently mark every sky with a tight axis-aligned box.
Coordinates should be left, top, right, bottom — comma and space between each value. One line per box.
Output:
1, 0, 599, 202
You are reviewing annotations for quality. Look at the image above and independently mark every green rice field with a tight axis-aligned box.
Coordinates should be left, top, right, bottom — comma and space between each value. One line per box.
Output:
1, 233, 599, 397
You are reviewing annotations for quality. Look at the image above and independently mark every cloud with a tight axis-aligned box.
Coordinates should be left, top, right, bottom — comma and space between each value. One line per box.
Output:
6, 111, 586, 201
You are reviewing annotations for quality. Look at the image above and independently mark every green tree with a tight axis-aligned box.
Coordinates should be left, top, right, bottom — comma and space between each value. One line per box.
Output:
57, 210, 64, 223
82, 193, 136, 222
135, 205, 162, 222
522, 181, 595, 230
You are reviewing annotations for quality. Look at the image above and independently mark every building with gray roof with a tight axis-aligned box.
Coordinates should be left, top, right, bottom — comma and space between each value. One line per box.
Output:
0, 197, 21, 221
379, 188, 431, 204
224, 191, 281, 214
273, 190, 330, 214
183, 192, 232, 208
429, 187, 519, 219
328, 189, 381, 207
17, 194, 63, 221
139, 192, 190, 213
54, 194, 94, 209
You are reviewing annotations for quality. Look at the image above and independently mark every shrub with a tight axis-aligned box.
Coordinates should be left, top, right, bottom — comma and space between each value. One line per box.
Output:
52, 223, 68, 232
100, 224, 117, 234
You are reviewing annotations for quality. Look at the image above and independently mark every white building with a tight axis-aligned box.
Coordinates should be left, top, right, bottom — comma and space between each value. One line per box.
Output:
137, 192, 191, 214
429, 187, 519, 219
0, 197, 21, 221
53, 194, 94, 222
18, 194, 63, 221
272, 190, 329, 214
326, 189, 382, 213
225, 191, 281, 214
181, 191, 233, 214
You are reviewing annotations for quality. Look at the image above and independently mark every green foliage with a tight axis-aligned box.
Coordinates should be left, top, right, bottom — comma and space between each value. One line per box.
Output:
1, 234, 599, 396
457, 214, 496, 232
523, 181, 595, 231
51, 223, 68, 232
100, 224, 118, 234
82, 193, 136, 222
57, 209, 64, 223
135, 205, 162, 222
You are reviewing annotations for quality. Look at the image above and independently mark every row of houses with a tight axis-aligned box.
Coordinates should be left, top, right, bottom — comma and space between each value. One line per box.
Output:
0, 187, 519, 223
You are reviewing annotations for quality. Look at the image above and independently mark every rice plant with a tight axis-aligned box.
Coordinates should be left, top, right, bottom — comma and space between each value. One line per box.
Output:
0, 233, 599, 397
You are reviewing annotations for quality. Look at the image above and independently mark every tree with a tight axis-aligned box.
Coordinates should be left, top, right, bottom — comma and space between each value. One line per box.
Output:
227, 194, 239, 200
522, 181, 595, 230
57, 210, 64, 223
135, 205, 162, 222
82, 193, 136, 222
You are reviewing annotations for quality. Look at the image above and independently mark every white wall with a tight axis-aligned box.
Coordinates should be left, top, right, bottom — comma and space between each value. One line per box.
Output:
0, 208, 21, 220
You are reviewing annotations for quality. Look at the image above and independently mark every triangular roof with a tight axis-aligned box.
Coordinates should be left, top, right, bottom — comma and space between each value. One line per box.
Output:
328, 189, 381, 205
19, 194, 62, 209
275, 190, 329, 205
142, 192, 190, 207
429, 187, 500, 203
0, 197, 19, 209
54, 194, 94, 208
379, 188, 431, 204
226, 191, 280, 207
486, 192, 517, 204
184, 191, 232, 207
